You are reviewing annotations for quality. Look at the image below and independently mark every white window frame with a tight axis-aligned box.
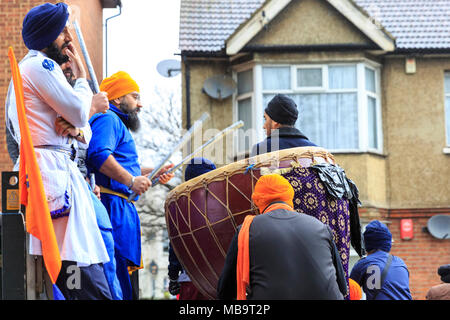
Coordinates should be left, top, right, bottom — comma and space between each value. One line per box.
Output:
234, 60, 383, 154
363, 64, 383, 153
233, 63, 261, 154
294, 64, 328, 92
444, 72, 450, 150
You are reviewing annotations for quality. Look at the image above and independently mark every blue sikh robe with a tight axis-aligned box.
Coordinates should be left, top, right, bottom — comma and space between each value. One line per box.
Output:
87, 104, 142, 299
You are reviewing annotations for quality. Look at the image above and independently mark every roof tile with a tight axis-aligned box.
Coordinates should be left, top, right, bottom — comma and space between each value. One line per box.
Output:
180, 0, 450, 52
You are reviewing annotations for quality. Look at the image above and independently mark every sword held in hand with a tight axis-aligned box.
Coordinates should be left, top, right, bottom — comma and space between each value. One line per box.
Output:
127, 112, 210, 202
127, 120, 244, 202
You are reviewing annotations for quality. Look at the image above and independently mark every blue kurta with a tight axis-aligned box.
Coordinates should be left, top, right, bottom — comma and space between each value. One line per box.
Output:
350, 250, 412, 300
88, 185, 123, 300
86, 104, 141, 267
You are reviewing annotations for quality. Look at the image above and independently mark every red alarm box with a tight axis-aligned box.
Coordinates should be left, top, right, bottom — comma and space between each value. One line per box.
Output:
400, 219, 414, 240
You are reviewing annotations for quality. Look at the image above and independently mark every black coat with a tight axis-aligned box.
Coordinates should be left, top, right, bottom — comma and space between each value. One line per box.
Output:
217, 208, 347, 300
251, 127, 316, 156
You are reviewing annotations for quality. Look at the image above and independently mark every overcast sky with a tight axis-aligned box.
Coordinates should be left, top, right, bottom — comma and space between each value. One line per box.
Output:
103, 0, 181, 106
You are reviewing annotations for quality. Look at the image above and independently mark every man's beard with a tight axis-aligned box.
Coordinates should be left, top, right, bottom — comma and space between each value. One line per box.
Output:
45, 42, 70, 65
63, 69, 76, 87
120, 101, 141, 132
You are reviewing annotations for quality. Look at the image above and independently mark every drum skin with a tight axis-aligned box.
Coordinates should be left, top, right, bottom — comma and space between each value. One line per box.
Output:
165, 147, 336, 299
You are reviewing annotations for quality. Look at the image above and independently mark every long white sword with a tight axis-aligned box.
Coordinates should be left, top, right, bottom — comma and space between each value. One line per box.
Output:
128, 120, 244, 202
127, 112, 210, 202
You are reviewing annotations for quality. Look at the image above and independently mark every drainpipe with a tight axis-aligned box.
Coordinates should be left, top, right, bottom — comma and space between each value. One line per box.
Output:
105, 1, 122, 77
182, 54, 191, 130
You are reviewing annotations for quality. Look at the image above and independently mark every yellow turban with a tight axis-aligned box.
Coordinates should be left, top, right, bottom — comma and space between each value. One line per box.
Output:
100, 71, 140, 101
251, 174, 294, 213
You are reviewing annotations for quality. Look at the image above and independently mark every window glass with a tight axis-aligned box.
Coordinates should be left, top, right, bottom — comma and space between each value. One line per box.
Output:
365, 67, 376, 93
237, 69, 253, 95
445, 74, 450, 145
444, 73, 450, 93
238, 98, 252, 151
262, 67, 290, 90
264, 93, 359, 149
253, 63, 382, 151
297, 68, 322, 87
329, 65, 357, 89
368, 96, 378, 149
445, 96, 450, 145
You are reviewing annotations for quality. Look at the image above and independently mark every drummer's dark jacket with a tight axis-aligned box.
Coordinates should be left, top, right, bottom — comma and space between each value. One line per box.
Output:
217, 206, 347, 300
251, 127, 317, 156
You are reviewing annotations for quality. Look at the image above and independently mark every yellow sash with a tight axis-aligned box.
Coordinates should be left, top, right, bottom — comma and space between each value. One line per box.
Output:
99, 186, 141, 273
99, 186, 136, 204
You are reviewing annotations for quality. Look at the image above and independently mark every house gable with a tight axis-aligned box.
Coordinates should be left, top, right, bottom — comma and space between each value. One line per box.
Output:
226, 0, 395, 55
249, 0, 374, 48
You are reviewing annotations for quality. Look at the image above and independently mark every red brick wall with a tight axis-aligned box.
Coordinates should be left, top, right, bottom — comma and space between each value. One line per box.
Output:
0, 0, 41, 176
389, 216, 450, 300
359, 208, 450, 300
0, 0, 104, 205
65, 0, 104, 82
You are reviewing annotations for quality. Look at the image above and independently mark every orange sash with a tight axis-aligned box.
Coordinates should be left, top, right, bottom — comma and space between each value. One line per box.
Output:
236, 202, 293, 300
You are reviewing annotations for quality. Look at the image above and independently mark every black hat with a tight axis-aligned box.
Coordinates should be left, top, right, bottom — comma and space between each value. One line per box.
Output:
438, 264, 450, 283
265, 94, 298, 125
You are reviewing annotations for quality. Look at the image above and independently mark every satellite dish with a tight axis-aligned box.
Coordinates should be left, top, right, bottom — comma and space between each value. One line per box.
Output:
427, 215, 450, 239
157, 59, 181, 78
202, 75, 236, 100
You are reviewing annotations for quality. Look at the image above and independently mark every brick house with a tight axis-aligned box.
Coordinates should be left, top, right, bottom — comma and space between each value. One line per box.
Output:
0, 0, 120, 180
0, 0, 120, 299
178, 0, 450, 299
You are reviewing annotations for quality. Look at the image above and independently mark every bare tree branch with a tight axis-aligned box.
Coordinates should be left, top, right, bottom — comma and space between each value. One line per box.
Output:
133, 83, 182, 238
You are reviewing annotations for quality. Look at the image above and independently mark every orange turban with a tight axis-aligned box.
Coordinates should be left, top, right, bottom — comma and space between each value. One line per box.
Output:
100, 71, 140, 101
349, 278, 362, 300
251, 174, 294, 212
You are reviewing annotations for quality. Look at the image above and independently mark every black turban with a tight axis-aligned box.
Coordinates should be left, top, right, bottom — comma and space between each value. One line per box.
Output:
265, 94, 298, 125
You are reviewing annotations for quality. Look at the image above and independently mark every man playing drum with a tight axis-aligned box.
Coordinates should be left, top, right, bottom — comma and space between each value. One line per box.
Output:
251, 94, 317, 157
249, 94, 364, 299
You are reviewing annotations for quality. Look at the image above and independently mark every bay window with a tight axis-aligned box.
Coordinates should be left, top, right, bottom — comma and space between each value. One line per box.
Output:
234, 61, 383, 154
444, 72, 450, 146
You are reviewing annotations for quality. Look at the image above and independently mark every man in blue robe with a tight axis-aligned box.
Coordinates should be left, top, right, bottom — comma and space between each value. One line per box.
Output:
87, 71, 174, 300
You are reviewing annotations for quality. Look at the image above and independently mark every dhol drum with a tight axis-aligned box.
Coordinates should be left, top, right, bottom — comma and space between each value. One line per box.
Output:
165, 146, 351, 299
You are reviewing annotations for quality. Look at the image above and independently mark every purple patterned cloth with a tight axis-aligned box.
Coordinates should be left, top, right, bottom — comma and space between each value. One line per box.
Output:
282, 166, 350, 299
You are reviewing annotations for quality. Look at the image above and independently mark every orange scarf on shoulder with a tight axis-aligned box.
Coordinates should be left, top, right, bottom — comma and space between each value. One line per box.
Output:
236, 202, 293, 300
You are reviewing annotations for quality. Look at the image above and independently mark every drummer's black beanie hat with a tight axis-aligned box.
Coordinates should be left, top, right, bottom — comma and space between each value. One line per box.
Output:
265, 94, 298, 126
438, 264, 450, 283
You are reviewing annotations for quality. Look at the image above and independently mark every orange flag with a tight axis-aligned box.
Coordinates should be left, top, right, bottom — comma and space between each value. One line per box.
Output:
8, 47, 62, 284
